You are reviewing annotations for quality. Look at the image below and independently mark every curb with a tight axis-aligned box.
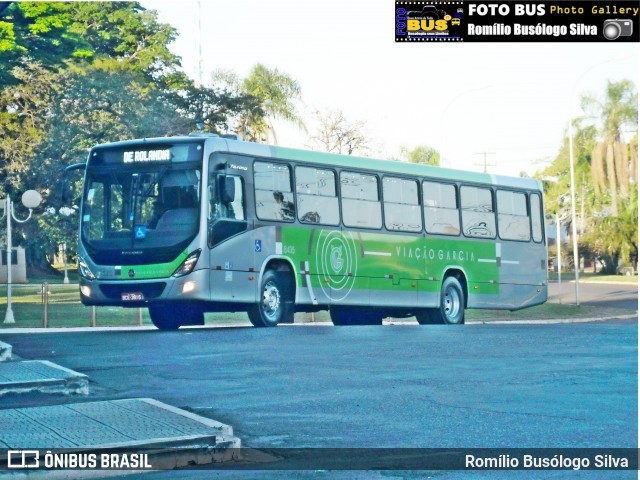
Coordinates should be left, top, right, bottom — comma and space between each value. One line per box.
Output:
0, 340, 12, 361
0, 314, 636, 334
467, 313, 638, 325
0, 323, 252, 334
552, 280, 638, 286
0, 360, 89, 396
0, 398, 241, 477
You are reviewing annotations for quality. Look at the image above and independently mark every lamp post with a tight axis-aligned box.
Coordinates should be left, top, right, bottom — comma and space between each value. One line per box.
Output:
555, 213, 562, 304
2, 190, 42, 324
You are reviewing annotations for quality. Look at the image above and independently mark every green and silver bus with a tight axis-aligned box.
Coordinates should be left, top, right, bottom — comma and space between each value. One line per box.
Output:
66, 134, 547, 329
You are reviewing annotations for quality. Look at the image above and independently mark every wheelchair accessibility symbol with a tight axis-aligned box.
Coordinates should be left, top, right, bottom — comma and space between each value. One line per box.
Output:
255, 239, 262, 252
134, 225, 147, 239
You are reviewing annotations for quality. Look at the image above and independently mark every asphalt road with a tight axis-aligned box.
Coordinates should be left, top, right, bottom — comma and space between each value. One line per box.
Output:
547, 280, 637, 311
1, 318, 637, 478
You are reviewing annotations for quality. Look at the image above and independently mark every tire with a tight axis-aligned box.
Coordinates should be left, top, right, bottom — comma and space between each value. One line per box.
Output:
248, 270, 294, 327
330, 307, 382, 326
149, 302, 204, 330
416, 276, 465, 325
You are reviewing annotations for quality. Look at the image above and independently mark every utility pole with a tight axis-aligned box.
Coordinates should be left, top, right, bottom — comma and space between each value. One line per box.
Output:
194, 0, 203, 87
475, 151, 496, 173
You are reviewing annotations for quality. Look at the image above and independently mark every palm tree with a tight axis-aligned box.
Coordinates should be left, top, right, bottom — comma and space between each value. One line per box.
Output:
213, 64, 305, 143
581, 80, 637, 216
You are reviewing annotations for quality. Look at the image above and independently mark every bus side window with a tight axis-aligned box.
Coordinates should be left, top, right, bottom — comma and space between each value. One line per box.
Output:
295, 166, 339, 226
383, 176, 422, 232
340, 171, 382, 229
461, 186, 496, 238
423, 181, 460, 235
530, 192, 543, 243
254, 162, 295, 222
497, 190, 530, 241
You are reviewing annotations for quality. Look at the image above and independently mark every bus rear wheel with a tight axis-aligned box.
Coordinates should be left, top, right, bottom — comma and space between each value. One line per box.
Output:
330, 307, 382, 326
248, 270, 294, 327
149, 302, 204, 330
416, 276, 465, 325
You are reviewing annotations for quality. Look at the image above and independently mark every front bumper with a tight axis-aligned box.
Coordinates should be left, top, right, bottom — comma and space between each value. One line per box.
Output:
79, 269, 210, 307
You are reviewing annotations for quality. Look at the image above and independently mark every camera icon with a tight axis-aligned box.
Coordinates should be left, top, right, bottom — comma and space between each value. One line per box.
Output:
603, 19, 633, 40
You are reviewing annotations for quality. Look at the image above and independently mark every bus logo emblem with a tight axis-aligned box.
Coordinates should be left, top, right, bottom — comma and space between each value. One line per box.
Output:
314, 230, 358, 302
330, 246, 344, 273
128, 269, 135, 278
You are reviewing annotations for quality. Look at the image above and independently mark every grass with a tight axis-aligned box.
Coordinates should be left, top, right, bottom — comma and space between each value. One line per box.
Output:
0, 284, 257, 329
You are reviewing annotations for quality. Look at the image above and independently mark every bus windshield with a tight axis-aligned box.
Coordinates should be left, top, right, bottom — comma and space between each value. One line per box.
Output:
81, 143, 203, 265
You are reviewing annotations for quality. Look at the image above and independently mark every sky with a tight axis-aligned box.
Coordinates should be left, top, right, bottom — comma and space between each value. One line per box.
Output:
142, 0, 639, 178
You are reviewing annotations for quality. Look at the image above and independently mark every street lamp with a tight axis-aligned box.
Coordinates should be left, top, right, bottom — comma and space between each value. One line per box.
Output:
2, 190, 42, 324
567, 54, 632, 306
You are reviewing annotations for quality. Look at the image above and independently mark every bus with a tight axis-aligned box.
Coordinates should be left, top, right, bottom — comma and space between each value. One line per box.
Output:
65, 133, 547, 330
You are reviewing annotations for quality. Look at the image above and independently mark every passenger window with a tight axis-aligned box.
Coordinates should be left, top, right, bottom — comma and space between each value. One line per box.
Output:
254, 162, 295, 222
295, 166, 339, 225
497, 190, 530, 241
340, 171, 382, 229
383, 177, 422, 232
423, 181, 460, 235
461, 186, 496, 238
530, 192, 543, 243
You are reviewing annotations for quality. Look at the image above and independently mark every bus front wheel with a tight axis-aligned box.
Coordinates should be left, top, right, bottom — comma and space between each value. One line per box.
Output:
248, 270, 294, 327
416, 276, 465, 325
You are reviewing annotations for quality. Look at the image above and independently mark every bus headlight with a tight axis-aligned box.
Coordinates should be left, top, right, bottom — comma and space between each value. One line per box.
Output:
182, 281, 196, 294
78, 256, 95, 280
173, 250, 201, 277
80, 285, 92, 297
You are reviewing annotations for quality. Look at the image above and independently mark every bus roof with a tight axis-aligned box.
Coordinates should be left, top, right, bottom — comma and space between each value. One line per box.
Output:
91, 135, 543, 191
222, 137, 543, 192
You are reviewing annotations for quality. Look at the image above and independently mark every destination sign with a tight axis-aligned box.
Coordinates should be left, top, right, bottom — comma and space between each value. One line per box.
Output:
123, 150, 171, 163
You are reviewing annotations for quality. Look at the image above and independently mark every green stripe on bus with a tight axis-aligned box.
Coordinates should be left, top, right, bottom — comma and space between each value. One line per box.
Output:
117, 250, 189, 280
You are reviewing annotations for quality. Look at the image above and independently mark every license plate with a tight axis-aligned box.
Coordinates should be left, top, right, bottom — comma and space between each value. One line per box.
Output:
121, 292, 144, 301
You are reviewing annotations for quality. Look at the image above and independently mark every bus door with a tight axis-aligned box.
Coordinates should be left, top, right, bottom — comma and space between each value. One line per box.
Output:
207, 156, 252, 303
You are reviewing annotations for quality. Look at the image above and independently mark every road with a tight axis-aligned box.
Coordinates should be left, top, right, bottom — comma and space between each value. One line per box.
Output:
547, 280, 637, 311
1, 318, 637, 478
0, 280, 636, 478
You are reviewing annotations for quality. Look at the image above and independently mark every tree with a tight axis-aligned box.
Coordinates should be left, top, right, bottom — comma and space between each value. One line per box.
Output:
0, 3, 251, 271
400, 145, 440, 166
537, 80, 638, 274
581, 80, 638, 215
0, 2, 181, 85
212, 64, 304, 142
307, 109, 369, 155
584, 184, 638, 273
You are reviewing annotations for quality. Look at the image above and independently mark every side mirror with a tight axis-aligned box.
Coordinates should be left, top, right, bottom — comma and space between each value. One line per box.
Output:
217, 175, 235, 204
62, 163, 86, 203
